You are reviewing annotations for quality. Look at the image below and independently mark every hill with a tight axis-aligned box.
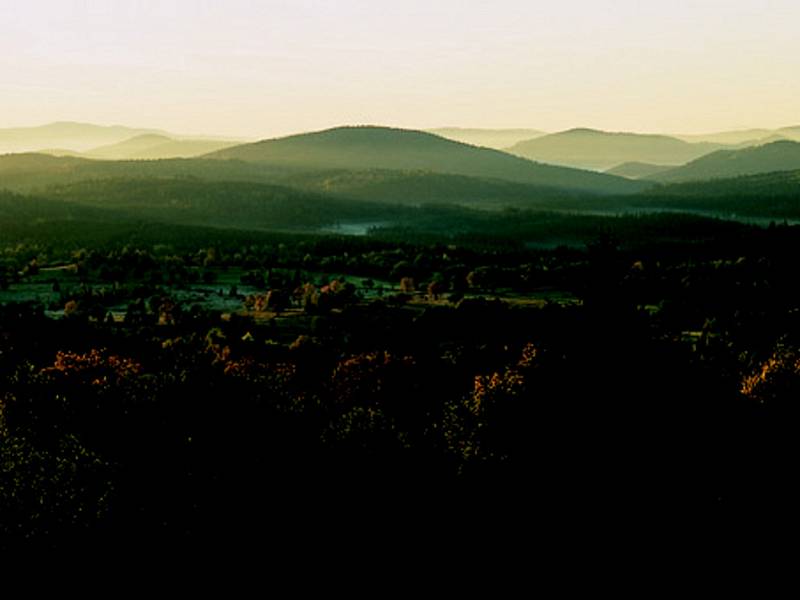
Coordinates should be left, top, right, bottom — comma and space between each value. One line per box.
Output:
505, 128, 720, 170
85, 134, 240, 160
605, 162, 677, 180
0, 188, 121, 225
0, 153, 307, 191
673, 127, 800, 145
426, 128, 546, 149
646, 140, 800, 183
0, 121, 167, 153
84, 134, 175, 159
38, 178, 409, 231
0, 152, 608, 212
278, 169, 589, 208
205, 126, 646, 195
672, 128, 776, 145
629, 169, 800, 218
777, 126, 800, 141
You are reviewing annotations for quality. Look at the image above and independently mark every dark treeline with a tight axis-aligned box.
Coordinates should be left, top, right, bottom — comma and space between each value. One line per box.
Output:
2, 220, 800, 549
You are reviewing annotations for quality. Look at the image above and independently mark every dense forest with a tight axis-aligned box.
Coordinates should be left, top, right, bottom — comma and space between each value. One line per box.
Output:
2, 214, 800, 548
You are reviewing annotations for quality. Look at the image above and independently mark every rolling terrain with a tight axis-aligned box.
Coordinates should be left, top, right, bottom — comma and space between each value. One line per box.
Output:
630, 169, 800, 218
82, 134, 240, 160
206, 126, 646, 194
426, 127, 546, 149
646, 140, 800, 183
505, 128, 721, 170
0, 121, 168, 153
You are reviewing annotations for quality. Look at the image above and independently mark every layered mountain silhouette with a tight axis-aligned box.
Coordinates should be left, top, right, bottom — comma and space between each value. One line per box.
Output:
672, 128, 776, 146
505, 128, 721, 170
4, 122, 800, 226
426, 128, 546, 149
672, 127, 800, 145
82, 134, 239, 160
83, 134, 176, 159
646, 140, 800, 183
206, 126, 645, 194
777, 126, 800, 140
0, 121, 242, 158
0, 122, 168, 153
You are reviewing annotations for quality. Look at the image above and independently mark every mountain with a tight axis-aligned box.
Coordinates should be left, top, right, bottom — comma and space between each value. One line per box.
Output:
505, 128, 720, 170
205, 126, 646, 195
628, 169, 800, 219
777, 126, 800, 141
84, 134, 175, 159
605, 162, 677, 180
646, 140, 800, 183
426, 128, 546, 149
278, 169, 588, 208
672, 129, 776, 145
0, 152, 604, 210
0, 121, 167, 153
84, 134, 240, 160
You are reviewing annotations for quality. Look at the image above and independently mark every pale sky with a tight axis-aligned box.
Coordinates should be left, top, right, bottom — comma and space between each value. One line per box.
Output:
1, 0, 798, 138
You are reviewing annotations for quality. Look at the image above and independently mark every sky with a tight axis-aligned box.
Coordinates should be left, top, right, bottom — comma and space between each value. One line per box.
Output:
1, 0, 799, 138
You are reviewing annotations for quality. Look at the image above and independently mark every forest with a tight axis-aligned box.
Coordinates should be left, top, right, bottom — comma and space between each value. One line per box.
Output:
2, 214, 799, 548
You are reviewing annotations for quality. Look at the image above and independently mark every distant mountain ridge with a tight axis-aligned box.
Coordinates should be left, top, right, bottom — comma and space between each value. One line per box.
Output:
645, 140, 800, 183
0, 121, 244, 156
205, 125, 646, 195
505, 128, 722, 170
674, 127, 800, 145
427, 128, 546, 149
82, 134, 240, 160
0, 122, 168, 153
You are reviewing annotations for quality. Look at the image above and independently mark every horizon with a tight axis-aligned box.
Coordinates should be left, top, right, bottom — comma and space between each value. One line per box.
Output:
2, 0, 798, 138
2, 119, 800, 144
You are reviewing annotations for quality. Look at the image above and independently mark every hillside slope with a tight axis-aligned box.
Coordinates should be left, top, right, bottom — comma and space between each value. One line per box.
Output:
0, 121, 167, 153
85, 134, 240, 159
426, 128, 546, 149
506, 128, 719, 170
206, 126, 646, 195
647, 140, 800, 183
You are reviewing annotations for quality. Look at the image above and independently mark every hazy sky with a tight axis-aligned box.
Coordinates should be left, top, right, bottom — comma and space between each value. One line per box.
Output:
2, 0, 799, 138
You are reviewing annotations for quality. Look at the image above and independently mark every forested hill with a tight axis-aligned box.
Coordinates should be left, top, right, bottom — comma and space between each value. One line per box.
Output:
204, 126, 648, 195
647, 140, 800, 183
505, 128, 719, 170
277, 169, 588, 207
36, 178, 409, 230
0, 153, 611, 209
0, 121, 167, 153
0, 153, 305, 191
631, 169, 800, 218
